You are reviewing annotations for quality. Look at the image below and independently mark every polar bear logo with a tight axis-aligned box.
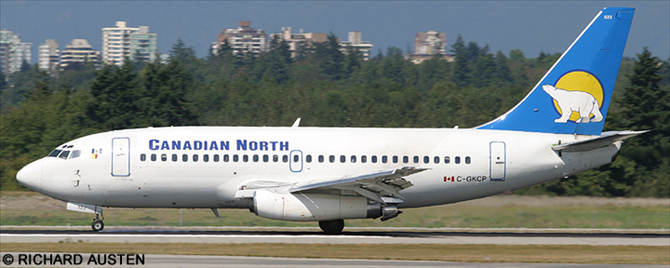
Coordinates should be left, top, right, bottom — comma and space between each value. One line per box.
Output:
542, 84, 603, 123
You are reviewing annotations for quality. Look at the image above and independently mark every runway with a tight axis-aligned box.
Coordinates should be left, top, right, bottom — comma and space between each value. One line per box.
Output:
2, 228, 668, 267
0, 253, 667, 268
1, 227, 668, 246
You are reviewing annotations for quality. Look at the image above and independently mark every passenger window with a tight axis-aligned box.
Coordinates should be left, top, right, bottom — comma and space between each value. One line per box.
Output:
59, 150, 70, 159
371, 155, 377, 163
70, 150, 81, 159
193, 154, 199, 162
329, 155, 335, 163
340, 155, 346, 163
465, 156, 471, 164
403, 156, 409, 164
214, 155, 220, 162
382, 155, 388, 163
423, 156, 429, 164
444, 156, 450, 164
413, 156, 419, 163
172, 154, 178, 162
243, 155, 248, 162
318, 155, 324, 163
253, 155, 259, 162
294, 155, 299, 162
151, 154, 157, 161
361, 155, 367, 163
392, 156, 398, 163
233, 155, 239, 162
161, 154, 167, 162
140, 154, 146, 161
48, 149, 62, 157
455, 156, 461, 164
273, 155, 279, 162
263, 155, 269, 162
182, 154, 188, 162
282, 155, 288, 163
351, 155, 356, 163
306, 155, 312, 163
434, 156, 440, 164
224, 154, 230, 162
204, 154, 209, 162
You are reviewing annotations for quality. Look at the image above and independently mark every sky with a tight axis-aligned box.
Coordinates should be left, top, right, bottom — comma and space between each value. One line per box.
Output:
2, 1, 669, 63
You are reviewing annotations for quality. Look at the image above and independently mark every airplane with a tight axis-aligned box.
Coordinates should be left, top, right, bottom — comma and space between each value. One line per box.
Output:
17, 7, 645, 234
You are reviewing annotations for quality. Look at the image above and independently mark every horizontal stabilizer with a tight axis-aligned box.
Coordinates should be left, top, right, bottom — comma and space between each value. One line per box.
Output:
552, 130, 649, 152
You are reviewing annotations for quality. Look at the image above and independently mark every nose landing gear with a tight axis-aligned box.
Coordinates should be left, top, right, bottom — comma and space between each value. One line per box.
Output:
91, 214, 104, 232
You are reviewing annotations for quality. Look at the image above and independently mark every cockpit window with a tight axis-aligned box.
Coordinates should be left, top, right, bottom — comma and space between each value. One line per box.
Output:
70, 150, 81, 159
48, 149, 62, 157
58, 150, 70, 159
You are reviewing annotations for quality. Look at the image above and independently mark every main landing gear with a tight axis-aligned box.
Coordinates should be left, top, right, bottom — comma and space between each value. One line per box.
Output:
318, 219, 344, 234
91, 214, 104, 232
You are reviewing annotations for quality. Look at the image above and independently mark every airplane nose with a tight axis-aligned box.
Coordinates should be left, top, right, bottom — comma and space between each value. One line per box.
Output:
17, 160, 42, 192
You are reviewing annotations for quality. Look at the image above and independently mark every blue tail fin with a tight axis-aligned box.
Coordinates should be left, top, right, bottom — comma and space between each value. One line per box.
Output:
477, 7, 634, 135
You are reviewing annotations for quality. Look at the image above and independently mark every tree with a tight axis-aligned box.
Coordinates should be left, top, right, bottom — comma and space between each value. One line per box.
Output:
85, 63, 140, 130
617, 48, 662, 136
314, 32, 345, 80
170, 38, 197, 63
472, 53, 495, 88
451, 35, 470, 87
494, 51, 514, 86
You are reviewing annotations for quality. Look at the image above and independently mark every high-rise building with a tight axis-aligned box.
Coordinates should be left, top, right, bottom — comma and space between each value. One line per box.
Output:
215, 21, 267, 57
339, 31, 373, 61
269, 27, 327, 58
102, 21, 157, 66
10, 41, 32, 73
0, 30, 32, 74
406, 30, 452, 64
414, 31, 447, 55
0, 30, 12, 75
39, 39, 60, 74
130, 26, 157, 62
60, 39, 100, 70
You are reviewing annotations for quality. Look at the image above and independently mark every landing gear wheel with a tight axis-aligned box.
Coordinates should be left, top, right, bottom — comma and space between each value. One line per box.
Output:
91, 219, 104, 232
318, 219, 344, 234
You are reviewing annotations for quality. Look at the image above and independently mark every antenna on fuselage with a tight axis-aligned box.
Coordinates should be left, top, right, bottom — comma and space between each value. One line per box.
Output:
291, 118, 301, 128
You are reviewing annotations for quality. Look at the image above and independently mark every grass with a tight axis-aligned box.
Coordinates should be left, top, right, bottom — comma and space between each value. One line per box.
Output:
2, 191, 669, 229
1, 243, 668, 265
2, 205, 668, 229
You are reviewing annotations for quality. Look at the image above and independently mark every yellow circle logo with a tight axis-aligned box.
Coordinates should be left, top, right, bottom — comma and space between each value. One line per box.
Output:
552, 71, 604, 122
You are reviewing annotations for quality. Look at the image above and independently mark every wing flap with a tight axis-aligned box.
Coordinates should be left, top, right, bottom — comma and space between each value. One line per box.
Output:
289, 167, 427, 203
289, 167, 425, 193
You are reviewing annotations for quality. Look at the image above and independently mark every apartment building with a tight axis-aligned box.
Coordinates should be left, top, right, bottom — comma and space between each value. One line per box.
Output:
339, 31, 373, 61
39, 39, 60, 73
406, 30, 453, 64
269, 27, 327, 58
214, 21, 267, 56
102, 21, 157, 66
0, 30, 32, 74
60, 39, 100, 70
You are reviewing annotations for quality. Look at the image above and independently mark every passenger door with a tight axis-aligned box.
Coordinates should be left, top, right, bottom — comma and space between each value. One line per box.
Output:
489, 141, 506, 181
111, 137, 130, 177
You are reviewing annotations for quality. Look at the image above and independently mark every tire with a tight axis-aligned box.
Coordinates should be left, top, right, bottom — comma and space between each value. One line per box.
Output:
91, 219, 104, 232
318, 219, 344, 234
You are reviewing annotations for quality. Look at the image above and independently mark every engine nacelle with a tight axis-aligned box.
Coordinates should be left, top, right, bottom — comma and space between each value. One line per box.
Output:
253, 189, 387, 221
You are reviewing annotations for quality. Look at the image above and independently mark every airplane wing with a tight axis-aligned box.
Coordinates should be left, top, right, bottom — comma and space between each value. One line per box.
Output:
552, 130, 649, 153
289, 167, 427, 204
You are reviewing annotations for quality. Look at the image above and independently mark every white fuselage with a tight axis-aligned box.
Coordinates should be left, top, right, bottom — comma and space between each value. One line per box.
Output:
21, 126, 619, 211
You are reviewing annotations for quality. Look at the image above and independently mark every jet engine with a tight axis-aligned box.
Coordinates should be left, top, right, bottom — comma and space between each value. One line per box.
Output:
252, 189, 398, 221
